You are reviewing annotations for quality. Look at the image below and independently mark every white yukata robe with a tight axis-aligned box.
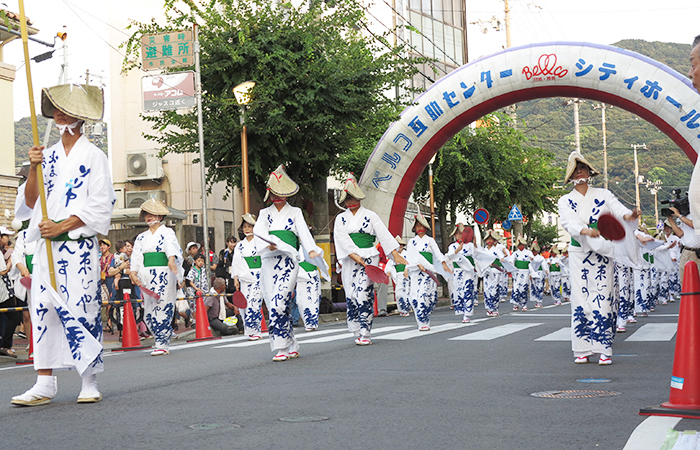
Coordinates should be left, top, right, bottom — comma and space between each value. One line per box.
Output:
558, 186, 632, 358
254, 203, 322, 353
614, 261, 634, 327
548, 256, 562, 304
232, 237, 263, 336
474, 245, 505, 314
15, 135, 116, 376
130, 225, 184, 351
334, 206, 398, 340
446, 241, 477, 317
406, 234, 446, 328
496, 243, 509, 301
529, 254, 548, 304
385, 252, 410, 315
296, 258, 322, 330
560, 255, 571, 301
11, 229, 36, 303
509, 249, 533, 308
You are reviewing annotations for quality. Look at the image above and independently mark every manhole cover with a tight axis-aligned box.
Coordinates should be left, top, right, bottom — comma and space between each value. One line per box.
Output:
531, 390, 620, 398
189, 423, 242, 430
279, 416, 330, 423
577, 378, 612, 383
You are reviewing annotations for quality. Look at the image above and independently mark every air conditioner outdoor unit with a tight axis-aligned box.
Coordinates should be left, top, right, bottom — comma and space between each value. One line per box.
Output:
125, 190, 167, 209
126, 151, 164, 180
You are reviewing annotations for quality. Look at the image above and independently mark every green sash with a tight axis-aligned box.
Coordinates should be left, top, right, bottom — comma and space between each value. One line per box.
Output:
549, 264, 560, 272
514, 260, 530, 270
419, 251, 433, 264
25, 254, 33, 274
144, 252, 168, 267
570, 222, 598, 247
453, 262, 460, 269
466, 256, 474, 265
49, 220, 95, 242
349, 233, 374, 248
244, 256, 262, 269
395, 264, 406, 272
643, 253, 655, 264
269, 230, 299, 250
492, 259, 503, 267
299, 261, 317, 272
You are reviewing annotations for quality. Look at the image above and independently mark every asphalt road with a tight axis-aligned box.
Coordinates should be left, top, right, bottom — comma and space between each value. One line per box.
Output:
0, 298, 685, 450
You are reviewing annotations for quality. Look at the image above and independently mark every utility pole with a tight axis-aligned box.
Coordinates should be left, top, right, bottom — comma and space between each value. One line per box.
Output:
592, 103, 612, 189
564, 98, 585, 153
504, 0, 512, 48
645, 179, 663, 225
632, 143, 647, 224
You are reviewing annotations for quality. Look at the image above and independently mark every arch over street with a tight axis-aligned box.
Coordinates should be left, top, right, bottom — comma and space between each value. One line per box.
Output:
358, 42, 700, 235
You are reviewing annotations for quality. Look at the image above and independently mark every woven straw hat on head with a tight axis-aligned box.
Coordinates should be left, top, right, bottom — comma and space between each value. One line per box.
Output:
531, 240, 541, 252
264, 165, 299, 201
139, 198, 169, 221
550, 246, 560, 255
564, 151, 599, 183
339, 173, 365, 204
514, 235, 527, 246
239, 212, 257, 229
395, 235, 406, 246
41, 84, 104, 121
450, 223, 465, 237
412, 213, 431, 233
483, 229, 499, 243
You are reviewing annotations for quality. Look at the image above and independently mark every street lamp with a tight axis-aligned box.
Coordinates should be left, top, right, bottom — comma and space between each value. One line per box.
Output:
233, 81, 256, 214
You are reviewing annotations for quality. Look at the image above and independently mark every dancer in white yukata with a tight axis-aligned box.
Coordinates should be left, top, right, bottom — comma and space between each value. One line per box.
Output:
508, 236, 532, 311
632, 227, 654, 318
560, 247, 571, 302
405, 214, 452, 331
496, 235, 510, 303
548, 247, 563, 306
10, 221, 35, 343
296, 254, 323, 332
129, 199, 184, 356
663, 220, 681, 302
529, 241, 548, 308
12, 84, 115, 406
334, 175, 407, 344
475, 229, 509, 317
232, 213, 264, 341
254, 165, 325, 361
557, 152, 640, 365
445, 224, 477, 323
385, 236, 410, 316
614, 255, 635, 333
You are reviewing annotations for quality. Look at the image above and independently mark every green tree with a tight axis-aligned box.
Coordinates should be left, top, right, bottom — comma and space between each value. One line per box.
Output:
122, 0, 425, 205
413, 113, 563, 250
529, 220, 559, 248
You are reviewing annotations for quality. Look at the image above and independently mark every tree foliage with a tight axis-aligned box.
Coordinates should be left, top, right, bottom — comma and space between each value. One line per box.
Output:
413, 113, 562, 250
122, 0, 425, 200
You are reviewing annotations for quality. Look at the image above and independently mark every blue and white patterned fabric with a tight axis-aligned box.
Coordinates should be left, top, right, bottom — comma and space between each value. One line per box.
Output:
558, 186, 632, 358
446, 241, 477, 317
386, 251, 410, 315
296, 260, 321, 330
15, 135, 116, 376
131, 225, 184, 351
509, 249, 533, 308
406, 235, 446, 328
232, 238, 263, 336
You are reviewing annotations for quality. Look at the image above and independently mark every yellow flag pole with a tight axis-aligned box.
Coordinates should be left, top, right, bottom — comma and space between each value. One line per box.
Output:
18, 0, 58, 291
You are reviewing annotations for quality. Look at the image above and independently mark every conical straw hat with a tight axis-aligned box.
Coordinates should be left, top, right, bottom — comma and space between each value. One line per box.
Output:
395, 235, 406, 246
339, 173, 365, 203
412, 213, 431, 233
484, 229, 499, 242
450, 223, 465, 236
514, 235, 527, 246
239, 213, 257, 230
139, 198, 169, 216
41, 84, 104, 121
264, 165, 299, 201
564, 151, 599, 183
531, 240, 540, 252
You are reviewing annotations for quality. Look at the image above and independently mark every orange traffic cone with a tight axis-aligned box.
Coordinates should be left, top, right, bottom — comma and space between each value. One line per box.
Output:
640, 261, 700, 418
112, 292, 151, 352
16, 326, 34, 366
188, 291, 221, 342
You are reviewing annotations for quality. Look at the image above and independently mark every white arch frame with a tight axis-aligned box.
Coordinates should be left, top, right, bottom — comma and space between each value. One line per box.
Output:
359, 42, 700, 234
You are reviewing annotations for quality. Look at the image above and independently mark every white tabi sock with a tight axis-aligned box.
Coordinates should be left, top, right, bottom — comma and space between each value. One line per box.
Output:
23, 375, 57, 398
80, 373, 99, 396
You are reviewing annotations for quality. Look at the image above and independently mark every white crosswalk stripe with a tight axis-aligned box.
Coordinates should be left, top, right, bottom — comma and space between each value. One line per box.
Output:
373, 323, 475, 340
624, 323, 677, 342
449, 323, 543, 341
303, 325, 412, 344
534, 327, 571, 341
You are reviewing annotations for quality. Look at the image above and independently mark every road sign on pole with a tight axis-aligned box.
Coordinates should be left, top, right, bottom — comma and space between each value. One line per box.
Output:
507, 204, 523, 221
142, 72, 195, 111
474, 208, 489, 225
502, 220, 512, 230
141, 30, 193, 70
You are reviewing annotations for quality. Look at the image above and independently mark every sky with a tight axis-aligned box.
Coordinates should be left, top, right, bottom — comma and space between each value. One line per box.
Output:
3, 0, 700, 121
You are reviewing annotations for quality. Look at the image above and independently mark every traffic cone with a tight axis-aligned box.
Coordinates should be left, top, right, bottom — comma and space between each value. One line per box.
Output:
112, 292, 151, 352
640, 261, 700, 418
188, 291, 221, 342
16, 327, 34, 366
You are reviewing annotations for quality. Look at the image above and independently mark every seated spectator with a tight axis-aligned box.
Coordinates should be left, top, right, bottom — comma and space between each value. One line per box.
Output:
205, 278, 239, 336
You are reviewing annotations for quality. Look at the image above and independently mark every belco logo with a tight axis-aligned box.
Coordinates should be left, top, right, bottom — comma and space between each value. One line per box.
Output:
522, 54, 568, 81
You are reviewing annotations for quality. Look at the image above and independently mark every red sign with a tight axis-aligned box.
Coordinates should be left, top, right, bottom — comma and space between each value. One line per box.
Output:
474, 208, 489, 225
